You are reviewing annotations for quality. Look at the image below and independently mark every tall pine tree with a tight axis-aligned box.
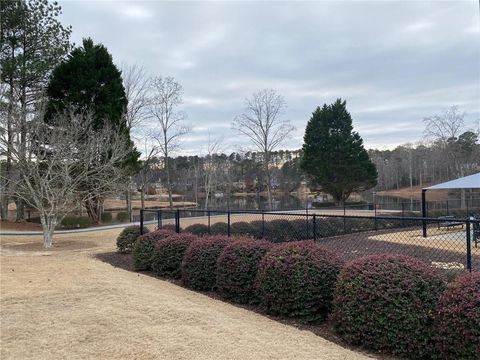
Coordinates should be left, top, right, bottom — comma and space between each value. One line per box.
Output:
0, 0, 72, 221
301, 99, 377, 205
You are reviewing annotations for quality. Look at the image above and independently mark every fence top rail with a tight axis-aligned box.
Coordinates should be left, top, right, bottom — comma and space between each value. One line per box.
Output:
140, 208, 478, 223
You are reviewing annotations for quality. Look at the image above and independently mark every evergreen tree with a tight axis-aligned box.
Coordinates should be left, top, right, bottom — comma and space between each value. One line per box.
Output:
301, 99, 377, 205
45, 38, 139, 222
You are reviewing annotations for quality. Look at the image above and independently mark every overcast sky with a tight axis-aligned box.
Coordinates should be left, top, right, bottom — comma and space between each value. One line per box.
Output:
59, 0, 480, 156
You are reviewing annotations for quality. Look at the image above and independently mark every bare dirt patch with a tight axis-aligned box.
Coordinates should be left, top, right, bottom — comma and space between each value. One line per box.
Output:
0, 220, 42, 231
3, 239, 97, 253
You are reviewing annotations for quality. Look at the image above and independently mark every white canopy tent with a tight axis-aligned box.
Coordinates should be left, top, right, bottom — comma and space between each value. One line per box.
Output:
421, 172, 480, 237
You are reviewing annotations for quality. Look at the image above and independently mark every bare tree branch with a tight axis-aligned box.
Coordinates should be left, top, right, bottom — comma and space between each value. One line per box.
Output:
122, 64, 151, 131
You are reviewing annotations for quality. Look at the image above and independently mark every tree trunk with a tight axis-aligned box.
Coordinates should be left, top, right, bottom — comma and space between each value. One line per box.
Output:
204, 173, 210, 210
127, 189, 132, 223
140, 187, 145, 210
15, 199, 25, 222
40, 215, 57, 248
264, 154, 273, 210
1, 45, 15, 221
85, 197, 101, 223
165, 155, 173, 209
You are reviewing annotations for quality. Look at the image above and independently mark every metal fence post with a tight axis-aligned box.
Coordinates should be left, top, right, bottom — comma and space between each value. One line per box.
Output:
374, 202, 378, 231
140, 209, 144, 234
175, 209, 180, 233
208, 210, 211, 234
227, 211, 231, 237
466, 220, 472, 272
157, 210, 162, 229
313, 214, 317, 241
446, 200, 449, 216
262, 210, 265, 238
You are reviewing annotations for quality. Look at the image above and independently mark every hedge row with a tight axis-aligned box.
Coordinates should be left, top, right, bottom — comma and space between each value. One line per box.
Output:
116, 227, 478, 359
183, 216, 417, 242
152, 233, 198, 278
133, 229, 176, 270
181, 235, 232, 290
256, 241, 342, 321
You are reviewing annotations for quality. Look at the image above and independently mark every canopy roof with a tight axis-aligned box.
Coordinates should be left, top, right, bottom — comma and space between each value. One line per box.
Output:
424, 172, 480, 190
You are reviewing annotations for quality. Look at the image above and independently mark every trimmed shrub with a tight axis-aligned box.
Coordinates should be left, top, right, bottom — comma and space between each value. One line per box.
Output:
133, 229, 175, 270
230, 221, 255, 236
331, 254, 446, 359
116, 211, 129, 222
216, 239, 272, 303
255, 241, 342, 322
151, 233, 199, 278
316, 217, 346, 238
184, 223, 209, 235
116, 225, 149, 253
210, 222, 228, 235
434, 272, 480, 360
181, 235, 231, 290
60, 215, 92, 229
289, 218, 314, 240
266, 219, 297, 242
248, 220, 267, 239
100, 212, 113, 223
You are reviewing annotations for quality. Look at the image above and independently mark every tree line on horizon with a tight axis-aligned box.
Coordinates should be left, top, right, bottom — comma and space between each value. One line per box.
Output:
142, 107, 479, 207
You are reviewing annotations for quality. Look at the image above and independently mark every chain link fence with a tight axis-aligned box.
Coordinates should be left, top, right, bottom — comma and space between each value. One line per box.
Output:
140, 208, 479, 272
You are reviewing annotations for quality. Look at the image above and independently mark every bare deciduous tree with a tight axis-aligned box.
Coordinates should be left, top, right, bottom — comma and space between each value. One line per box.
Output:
423, 105, 465, 145
233, 89, 294, 208
2, 109, 131, 247
122, 64, 152, 219
149, 76, 189, 209
203, 135, 224, 209
122, 64, 151, 131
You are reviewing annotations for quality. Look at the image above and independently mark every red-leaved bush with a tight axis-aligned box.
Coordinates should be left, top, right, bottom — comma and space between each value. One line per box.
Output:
331, 254, 446, 359
216, 239, 272, 303
434, 271, 480, 360
255, 241, 342, 322
133, 229, 175, 270
151, 233, 199, 278
181, 236, 230, 290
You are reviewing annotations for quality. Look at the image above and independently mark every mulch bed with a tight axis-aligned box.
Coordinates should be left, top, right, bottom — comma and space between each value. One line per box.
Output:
95, 251, 399, 360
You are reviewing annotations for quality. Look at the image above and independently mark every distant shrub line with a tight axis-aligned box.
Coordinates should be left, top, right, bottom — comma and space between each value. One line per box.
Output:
115, 224, 477, 360
181, 216, 418, 243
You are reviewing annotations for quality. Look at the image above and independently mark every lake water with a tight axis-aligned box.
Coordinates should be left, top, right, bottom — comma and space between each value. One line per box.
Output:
194, 194, 306, 211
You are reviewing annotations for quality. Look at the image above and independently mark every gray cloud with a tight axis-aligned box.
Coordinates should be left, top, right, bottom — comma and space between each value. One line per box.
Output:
59, 0, 480, 155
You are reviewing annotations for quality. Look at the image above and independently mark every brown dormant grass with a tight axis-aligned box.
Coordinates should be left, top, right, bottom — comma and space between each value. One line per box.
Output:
0, 229, 372, 360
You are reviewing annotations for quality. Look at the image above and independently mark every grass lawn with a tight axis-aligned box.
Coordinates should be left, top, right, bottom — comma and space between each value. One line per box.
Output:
0, 228, 374, 360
